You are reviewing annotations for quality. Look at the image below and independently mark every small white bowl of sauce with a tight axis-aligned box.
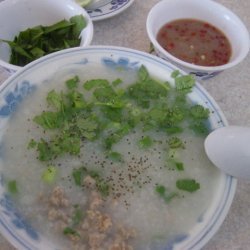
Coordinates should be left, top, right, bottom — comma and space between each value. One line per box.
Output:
146, 0, 250, 79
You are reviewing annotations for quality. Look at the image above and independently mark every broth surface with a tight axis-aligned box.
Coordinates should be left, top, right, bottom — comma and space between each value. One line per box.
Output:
157, 19, 232, 66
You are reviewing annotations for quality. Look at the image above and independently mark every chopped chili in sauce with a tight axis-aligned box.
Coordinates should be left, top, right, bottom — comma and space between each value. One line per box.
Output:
157, 19, 232, 67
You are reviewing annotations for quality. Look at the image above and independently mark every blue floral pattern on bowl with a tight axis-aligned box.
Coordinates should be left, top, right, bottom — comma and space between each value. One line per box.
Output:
102, 56, 140, 70
86, 0, 134, 21
0, 193, 39, 241
110, 0, 128, 10
0, 80, 36, 117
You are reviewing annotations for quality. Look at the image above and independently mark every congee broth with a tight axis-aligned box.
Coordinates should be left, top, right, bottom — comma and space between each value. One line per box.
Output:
1, 65, 221, 250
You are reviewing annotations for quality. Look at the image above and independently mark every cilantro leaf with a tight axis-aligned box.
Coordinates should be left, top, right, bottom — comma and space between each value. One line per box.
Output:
72, 205, 84, 226
83, 79, 109, 90
175, 161, 184, 171
7, 180, 18, 195
72, 167, 87, 186
66, 76, 79, 89
138, 136, 153, 149
42, 166, 58, 183
138, 65, 149, 81
27, 139, 37, 149
190, 105, 210, 119
33, 111, 64, 129
175, 74, 195, 92
155, 185, 178, 203
63, 227, 80, 237
108, 151, 123, 162
168, 137, 185, 149
176, 179, 200, 192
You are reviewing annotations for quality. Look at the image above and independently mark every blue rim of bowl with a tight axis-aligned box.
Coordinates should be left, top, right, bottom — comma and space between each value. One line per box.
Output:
0, 46, 237, 250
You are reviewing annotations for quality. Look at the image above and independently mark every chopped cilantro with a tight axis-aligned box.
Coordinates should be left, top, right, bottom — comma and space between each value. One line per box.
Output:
72, 205, 84, 226
83, 79, 109, 90
168, 137, 185, 149
189, 121, 209, 135
155, 185, 178, 203
190, 105, 210, 119
175, 161, 184, 171
63, 227, 80, 237
72, 167, 110, 197
108, 151, 123, 162
138, 136, 153, 149
42, 166, 57, 183
7, 180, 18, 195
33, 111, 63, 129
176, 179, 200, 193
72, 167, 87, 186
66, 76, 79, 89
171, 70, 180, 78
138, 65, 149, 81
27, 139, 37, 149
175, 74, 195, 92
112, 78, 123, 87
46, 90, 64, 111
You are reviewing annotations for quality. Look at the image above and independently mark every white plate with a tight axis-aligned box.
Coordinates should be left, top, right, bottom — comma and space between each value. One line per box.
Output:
0, 46, 236, 250
85, 0, 134, 21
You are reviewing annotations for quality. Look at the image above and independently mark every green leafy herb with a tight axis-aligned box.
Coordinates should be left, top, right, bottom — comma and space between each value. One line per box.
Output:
138, 65, 149, 81
72, 167, 110, 197
66, 76, 79, 89
0, 15, 86, 66
171, 70, 180, 78
33, 111, 63, 129
155, 185, 177, 203
190, 105, 210, 119
72, 167, 85, 186
176, 179, 200, 193
175, 161, 184, 171
138, 136, 153, 149
63, 227, 80, 237
189, 121, 209, 135
7, 180, 18, 194
83, 79, 109, 90
72, 205, 84, 226
112, 78, 123, 87
168, 137, 185, 149
42, 166, 58, 183
175, 74, 195, 92
27, 139, 37, 149
108, 151, 123, 162
149, 42, 155, 54
46, 90, 64, 111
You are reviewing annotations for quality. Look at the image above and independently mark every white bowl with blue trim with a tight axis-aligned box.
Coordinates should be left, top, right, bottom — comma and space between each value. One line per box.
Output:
0, 46, 236, 249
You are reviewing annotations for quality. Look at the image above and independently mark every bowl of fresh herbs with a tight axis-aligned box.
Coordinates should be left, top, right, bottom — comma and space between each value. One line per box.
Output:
0, 46, 236, 250
0, 0, 93, 73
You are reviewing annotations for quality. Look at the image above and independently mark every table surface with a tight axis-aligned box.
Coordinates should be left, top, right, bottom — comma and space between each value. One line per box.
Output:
0, 0, 250, 249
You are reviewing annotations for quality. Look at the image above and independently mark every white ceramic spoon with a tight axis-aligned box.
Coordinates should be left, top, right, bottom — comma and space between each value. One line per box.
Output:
204, 126, 250, 179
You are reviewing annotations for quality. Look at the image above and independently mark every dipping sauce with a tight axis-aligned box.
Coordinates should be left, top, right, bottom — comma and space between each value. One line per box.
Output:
157, 19, 232, 67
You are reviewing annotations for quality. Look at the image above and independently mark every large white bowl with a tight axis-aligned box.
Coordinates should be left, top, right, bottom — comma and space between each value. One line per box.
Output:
0, 46, 236, 250
0, 0, 93, 73
146, 0, 250, 79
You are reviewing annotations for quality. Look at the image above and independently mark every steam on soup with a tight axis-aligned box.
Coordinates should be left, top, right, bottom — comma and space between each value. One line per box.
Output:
1, 65, 221, 249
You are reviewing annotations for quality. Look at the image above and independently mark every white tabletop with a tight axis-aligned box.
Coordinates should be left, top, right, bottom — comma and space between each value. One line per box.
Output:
0, 0, 250, 249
